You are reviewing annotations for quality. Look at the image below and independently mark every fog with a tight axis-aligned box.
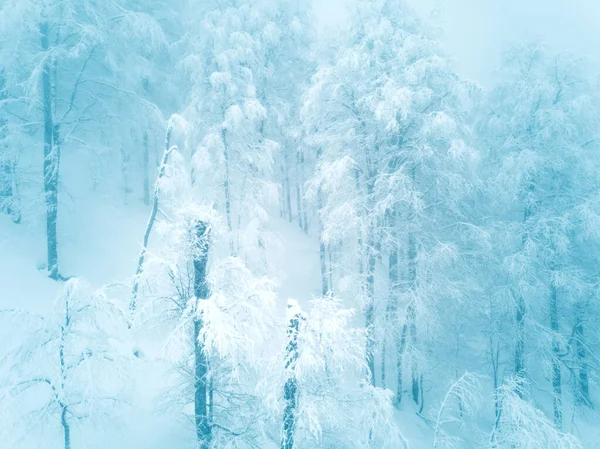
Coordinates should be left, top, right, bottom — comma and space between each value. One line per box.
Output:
314, 0, 600, 86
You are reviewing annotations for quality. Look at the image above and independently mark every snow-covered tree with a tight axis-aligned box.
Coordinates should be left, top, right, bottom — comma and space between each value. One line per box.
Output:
479, 41, 600, 427
303, 0, 480, 408
0, 0, 171, 278
0, 279, 132, 449
266, 297, 406, 449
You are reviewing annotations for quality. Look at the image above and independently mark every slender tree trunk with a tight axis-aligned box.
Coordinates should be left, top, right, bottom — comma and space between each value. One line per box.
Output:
549, 283, 562, 428
278, 168, 285, 219
382, 208, 399, 389
281, 301, 302, 449
365, 235, 376, 385
328, 244, 334, 293
61, 405, 71, 449
295, 150, 303, 230
130, 123, 174, 313
193, 221, 211, 449
514, 293, 525, 394
296, 181, 303, 230
258, 231, 268, 275
299, 150, 308, 234
318, 228, 328, 296
59, 287, 71, 449
0, 161, 14, 214
0, 68, 15, 219
515, 196, 532, 394
316, 149, 329, 297
142, 131, 150, 205
141, 77, 150, 206
396, 321, 408, 407
574, 303, 590, 406
284, 150, 292, 223
407, 231, 420, 404
221, 129, 235, 255
490, 335, 501, 420
364, 173, 376, 386
120, 146, 130, 204
41, 21, 60, 279
406, 163, 420, 404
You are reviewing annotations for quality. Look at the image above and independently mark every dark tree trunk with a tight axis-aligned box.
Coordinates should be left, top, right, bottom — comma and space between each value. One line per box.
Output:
142, 131, 150, 205
130, 124, 174, 313
193, 221, 211, 449
61, 405, 71, 449
60, 287, 71, 449
490, 335, 501, 420
284, 151, 292, 223
396, 321, 408, 407
407, 231, 420, 404
142, 77, 150, 206
120, 146, 131, 203
328, 244, 334, 294
514, 293, 525, 395
317, 186, 329, 297
295, 150, 303, 230
0, 68, 16, 219
41, 21, 60, 279
550, 283, 562, 428
296, 181, 303, 230
221, 129, 235, 255
0, 161, 14, 215
281, 302, 302, 449
574, 303, 591, 407
515, 194, 533, 395
298, 149, 308, 234
364, 167, 376, 385
382, 208, 399, 389
365, 224, 376, 385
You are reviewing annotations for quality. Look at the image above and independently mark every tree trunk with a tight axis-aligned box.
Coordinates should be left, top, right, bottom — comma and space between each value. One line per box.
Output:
490, 335, 501, 420
41, 21, 60, 280
316, 186, 329, 297
0, 68, 15, 219
299, 150, 308, 234
281, 301, 302, 449
295, 150, 303, 230
296, 181, 303, 230
407, 231, 420, 404
142, 131, 150, 205
574, 303, 591, 407
193, 221, 211, 449
396, 321, 408, 407
549, 283, 562, 428
407, 162, 420, 404
61, 405, 71, 449
365, 240, 376, 385
514, 293, 525, 395
284, 150, 292, 223
120, 146, 131, 204
364, 164, 376, 385
382, 208, 399, 389
221, 128, 235, 255
0, 161, 14, 215
130, 123, 174, 313
328, 244, 334, 294
514, 194, 533, 394
142, 77, 150, 206
60, 286, 71, 449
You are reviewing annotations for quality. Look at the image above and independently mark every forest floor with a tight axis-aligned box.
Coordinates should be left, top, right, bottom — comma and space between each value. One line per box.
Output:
0, 194, 441, 448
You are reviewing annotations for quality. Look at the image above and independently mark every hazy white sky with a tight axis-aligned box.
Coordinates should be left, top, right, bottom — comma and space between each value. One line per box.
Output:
313, 0, 600, 86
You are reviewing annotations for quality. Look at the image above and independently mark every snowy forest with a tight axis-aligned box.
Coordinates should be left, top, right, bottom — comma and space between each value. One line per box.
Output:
1, 0, 600, 448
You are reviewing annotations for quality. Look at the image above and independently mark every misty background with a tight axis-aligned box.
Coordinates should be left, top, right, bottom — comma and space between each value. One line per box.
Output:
314, 0, 600, 86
